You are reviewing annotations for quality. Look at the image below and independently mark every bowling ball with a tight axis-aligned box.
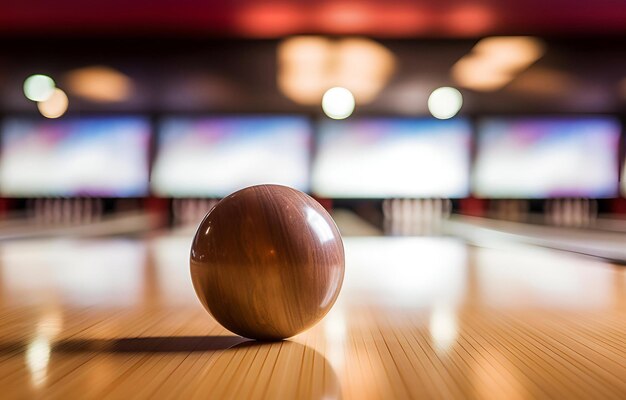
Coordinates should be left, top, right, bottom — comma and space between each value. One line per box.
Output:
190, 184, 345, 341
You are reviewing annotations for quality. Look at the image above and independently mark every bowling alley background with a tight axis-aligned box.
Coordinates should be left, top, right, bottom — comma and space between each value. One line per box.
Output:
0, 1, 625, 241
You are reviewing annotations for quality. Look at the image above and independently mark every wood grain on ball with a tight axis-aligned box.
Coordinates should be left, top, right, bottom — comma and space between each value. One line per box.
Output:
190, 185, 345, 340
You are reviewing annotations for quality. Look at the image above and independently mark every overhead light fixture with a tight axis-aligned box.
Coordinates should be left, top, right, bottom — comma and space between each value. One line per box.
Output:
24, 74, 55, 102
65, 66, 133, 103
278, 36, 395, 105
333, 38, 395, 103
322, 87, 355, 119
452, 36, 545, 91
37, 88, 68, 119
473, 36, 545, 71
452, 56, 514, 91
278, 36, 333, 104
428, 87, 463, 119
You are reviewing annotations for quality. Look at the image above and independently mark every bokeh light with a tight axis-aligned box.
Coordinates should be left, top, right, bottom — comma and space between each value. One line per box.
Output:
23, 74, 55, 102
37, 88, 69, 119
452, 36, 544, 92
322, 87, 355, 120
428, 87, 463, 119
65, 66, 133, 103
334, 38, 396, 103
278, 36, 395, 106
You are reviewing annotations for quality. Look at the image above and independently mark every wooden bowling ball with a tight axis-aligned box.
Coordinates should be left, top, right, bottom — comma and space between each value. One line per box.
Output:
190, 184, 345, 341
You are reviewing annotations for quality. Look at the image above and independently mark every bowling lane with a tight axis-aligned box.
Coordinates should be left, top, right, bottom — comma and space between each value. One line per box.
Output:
0, 234, 624, 399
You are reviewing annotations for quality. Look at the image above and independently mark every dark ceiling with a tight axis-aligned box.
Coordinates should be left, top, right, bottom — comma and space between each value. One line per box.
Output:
1, 0, 626, 38
0, 36, 625, 116
0, 1, 625, 116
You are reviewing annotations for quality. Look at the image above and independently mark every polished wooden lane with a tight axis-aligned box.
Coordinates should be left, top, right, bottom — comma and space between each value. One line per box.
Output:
0, 235, 624, 399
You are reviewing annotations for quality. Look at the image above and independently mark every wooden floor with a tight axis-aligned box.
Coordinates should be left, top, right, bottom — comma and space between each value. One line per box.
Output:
0, 234, 624, 399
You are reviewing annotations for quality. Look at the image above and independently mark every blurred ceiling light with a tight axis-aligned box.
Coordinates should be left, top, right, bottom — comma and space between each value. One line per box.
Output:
452, 36, 545, 91
428, 87, 463, 119
473, 36, 545, 71
278, 36, 332, 67
278, 36, 395, 106
322, 87, 355, 119
37, 88, 68, 118
23, 74, 55, 102
335, 38, 395, 103
65, 66, 133, 103
279, 73, 329, 105
278, 36, 333, 104
452, 56, 514, 91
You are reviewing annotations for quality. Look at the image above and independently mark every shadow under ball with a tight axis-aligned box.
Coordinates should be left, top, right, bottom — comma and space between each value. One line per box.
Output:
190, 185, 345, 341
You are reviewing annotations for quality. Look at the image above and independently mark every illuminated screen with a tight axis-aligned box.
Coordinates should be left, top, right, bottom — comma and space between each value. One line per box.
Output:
473, 118, 620, 198
312, 119, 471, 198
0, 118, 150, 197
151, 117, 311, 197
